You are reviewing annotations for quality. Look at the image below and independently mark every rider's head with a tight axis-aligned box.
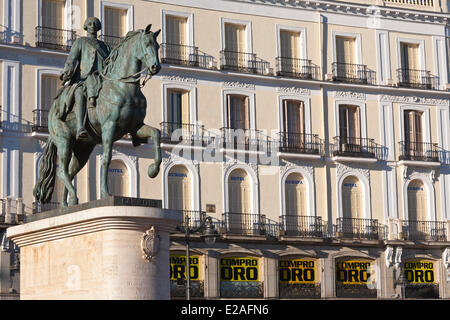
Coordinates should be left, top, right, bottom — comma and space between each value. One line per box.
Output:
84, 17, 102, 34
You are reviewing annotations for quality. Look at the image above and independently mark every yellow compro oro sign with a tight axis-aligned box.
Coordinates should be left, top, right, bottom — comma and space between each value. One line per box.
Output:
169, 254, 201, 281
220, 257, 259, 282
279, 259, 317, 284
404, 260, 436, 284
335, 260, 375, 285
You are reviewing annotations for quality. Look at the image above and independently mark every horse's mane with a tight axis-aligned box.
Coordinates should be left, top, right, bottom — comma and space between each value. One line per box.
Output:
102, 30, 142, 75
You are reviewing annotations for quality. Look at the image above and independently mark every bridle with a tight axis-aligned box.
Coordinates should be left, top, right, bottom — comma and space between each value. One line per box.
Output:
100, 32, 156, 88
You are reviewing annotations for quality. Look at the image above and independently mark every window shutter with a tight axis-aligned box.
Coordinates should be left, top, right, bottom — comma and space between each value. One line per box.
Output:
41, 75, 60, 111
181, 91, 190, 125
353, 107, 360, 139
42, 0, 64, 29
105, 7, 127, 38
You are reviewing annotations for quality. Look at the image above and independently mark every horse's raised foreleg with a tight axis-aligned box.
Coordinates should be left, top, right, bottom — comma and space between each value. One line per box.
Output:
135, 124, 161, 178
57, 141, 78, 206
100, 122, 115, 198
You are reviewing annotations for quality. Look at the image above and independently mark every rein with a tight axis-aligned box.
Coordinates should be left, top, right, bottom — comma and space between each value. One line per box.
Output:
99, 32, 154, 88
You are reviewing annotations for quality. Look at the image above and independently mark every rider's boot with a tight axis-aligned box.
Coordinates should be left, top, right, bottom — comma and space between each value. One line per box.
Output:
76, 102, 89, 140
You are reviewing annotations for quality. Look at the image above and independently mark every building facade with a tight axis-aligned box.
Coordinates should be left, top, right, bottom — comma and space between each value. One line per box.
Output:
1, 0, 450, 299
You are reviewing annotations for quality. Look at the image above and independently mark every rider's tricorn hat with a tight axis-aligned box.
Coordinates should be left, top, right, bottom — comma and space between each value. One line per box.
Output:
83, 17, 102, 32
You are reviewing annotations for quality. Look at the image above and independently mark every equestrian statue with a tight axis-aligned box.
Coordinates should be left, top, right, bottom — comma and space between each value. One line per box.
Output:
33, 17, 162, 207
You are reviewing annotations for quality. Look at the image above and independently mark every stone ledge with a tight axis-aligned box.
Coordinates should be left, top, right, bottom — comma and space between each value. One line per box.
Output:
27, 196, 162, 223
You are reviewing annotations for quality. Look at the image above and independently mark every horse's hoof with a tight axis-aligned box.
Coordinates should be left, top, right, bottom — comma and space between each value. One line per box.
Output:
68, 196, 78, 206
101, 191, 111, 198
148, 164, 160, 178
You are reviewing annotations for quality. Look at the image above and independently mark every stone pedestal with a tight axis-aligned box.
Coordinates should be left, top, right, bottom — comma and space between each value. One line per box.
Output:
6, 197, 182, 300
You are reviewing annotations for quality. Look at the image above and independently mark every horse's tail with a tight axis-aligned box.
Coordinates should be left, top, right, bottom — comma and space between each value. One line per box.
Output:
33, 139, 58, 204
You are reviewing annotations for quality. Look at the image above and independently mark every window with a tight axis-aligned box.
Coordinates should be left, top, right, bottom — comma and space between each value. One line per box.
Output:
103, 5, 127, 47
339, 105, 360, 140
342, 176, 362, 219
280, 30, 300, 59
41, 74, 60, 112
168, 166, 191, 211
284, 173, 306, 216
336, 36, 356, 65
404, 110, 423, 143
407, 180, 427, 221
224, 23, 245, 53
228, 169, 250, 214
107, 160, 129, 196
167, 89, 190, 125
282, 100, 304, 134
226, 94, 249, 130
165, 15, 187, 46
42, 0, 64, 29
223, 23, 246, 69
400, 42, 419, 70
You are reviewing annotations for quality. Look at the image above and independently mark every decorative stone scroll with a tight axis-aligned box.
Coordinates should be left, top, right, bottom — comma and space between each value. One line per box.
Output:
141, 226, 160, 262
276, 86, 310, 96
380, 95, 449, 106
222, 81, 255, 90
160, 75, 197, 85
334, 91, 366, 101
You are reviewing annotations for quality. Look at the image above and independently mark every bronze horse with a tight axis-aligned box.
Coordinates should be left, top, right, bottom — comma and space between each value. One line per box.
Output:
34, 25, 162, 207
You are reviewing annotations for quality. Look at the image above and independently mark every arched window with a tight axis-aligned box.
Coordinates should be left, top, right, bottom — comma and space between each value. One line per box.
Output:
168, 165, 191, 211
285, 172, 306, 216
407, 179, 427, 221
226, 169, 254, 235
107, 160, 129, 196
228, 169, 250, 214
341, 176, 362, 219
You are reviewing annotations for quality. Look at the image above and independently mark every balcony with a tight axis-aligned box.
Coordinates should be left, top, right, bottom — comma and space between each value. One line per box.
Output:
32, 109, 49, 133
279, 215, 326, 238
276, 57, 319, 80
221, 212, 277, 237
334, 217, 384, 240
332, 62, 376, 85
35, 26, 76, 51
100, 34, 122, 48
160, 122, 205, 146
396, 69, 438, 90
220, 128, 271, 152
220, 50, 269, 75
331, 136, 378, 160
277, 132, 322, 156
177, 210, 206, 230
398, 141, 439, 163
400, 220, 447, 241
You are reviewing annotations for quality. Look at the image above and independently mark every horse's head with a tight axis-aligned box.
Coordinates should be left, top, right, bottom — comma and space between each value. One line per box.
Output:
138, 24, 161, 76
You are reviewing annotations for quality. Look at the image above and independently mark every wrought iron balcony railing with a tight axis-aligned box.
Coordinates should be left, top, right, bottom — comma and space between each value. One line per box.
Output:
177, 210, 207, 230
160, 122, 205, 145
334, 217, 383, 240
220, 50, 269, 75
277, 132, 322, 155
100, 34, 122, 48
332, 62, 376, 85
398, 141, 439, 162
279, 215, 326, 238
221, 127, 270, 151
221, 212, 273, 236
161, 43, 199, 67
35, 26, 76, 51
276, 57, 319, 80
331, 136, 378, 158
32, 109, 49, 133
397, 68, 438, 90
400, 220, 447, 241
